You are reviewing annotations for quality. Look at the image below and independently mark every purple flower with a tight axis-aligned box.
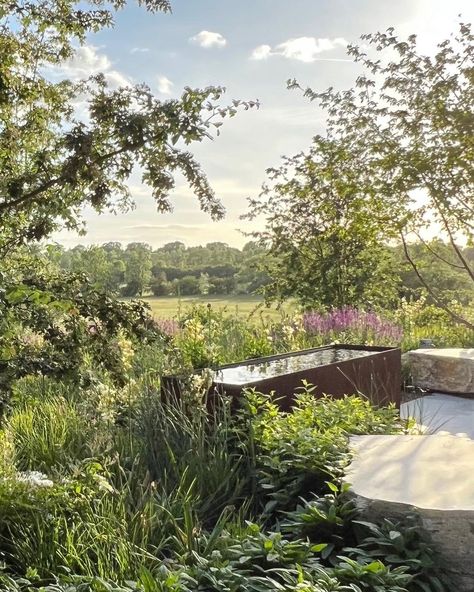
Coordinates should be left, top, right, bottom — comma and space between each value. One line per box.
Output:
154, 318, 180, 337
303, 307, 403, 345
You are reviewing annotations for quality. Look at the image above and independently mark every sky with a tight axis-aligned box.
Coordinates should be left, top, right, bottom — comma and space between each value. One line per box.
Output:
52, 0, 474, 249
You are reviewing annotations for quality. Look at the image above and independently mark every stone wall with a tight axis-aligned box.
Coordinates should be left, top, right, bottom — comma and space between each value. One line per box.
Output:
351, 492, 474, 591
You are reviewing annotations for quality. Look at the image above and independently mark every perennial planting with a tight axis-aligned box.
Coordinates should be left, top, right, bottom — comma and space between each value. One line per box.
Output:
0, 377, 450, 592
0, 294, 469, 591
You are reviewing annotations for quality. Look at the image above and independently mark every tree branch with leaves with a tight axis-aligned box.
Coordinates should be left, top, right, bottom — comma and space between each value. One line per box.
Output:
274, 22, 473, 322
0, 0, 257, 251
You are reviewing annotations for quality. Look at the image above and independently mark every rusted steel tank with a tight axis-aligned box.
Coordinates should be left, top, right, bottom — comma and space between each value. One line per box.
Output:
161, 344, 401, 410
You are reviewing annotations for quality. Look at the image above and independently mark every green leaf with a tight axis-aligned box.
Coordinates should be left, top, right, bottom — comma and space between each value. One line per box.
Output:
311, 543, 328, 553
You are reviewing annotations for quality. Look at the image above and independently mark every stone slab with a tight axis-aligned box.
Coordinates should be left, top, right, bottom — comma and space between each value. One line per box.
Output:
401, 393, 474, 438
345, 434, 474, 591
404, 348, 474, 394
346, 434, 474, 510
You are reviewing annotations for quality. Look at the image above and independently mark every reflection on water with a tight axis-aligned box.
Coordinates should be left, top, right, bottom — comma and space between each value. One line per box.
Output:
213, 348, 375, 385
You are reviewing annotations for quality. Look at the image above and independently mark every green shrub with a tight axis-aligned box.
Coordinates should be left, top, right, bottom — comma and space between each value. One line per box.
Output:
347, 516, 451, 592
245, 387, 405, 517
281, 486, 358, 562
329, 557, 412, 591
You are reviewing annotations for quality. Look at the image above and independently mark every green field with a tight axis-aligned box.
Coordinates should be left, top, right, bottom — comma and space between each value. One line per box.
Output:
139, 295, 292, 320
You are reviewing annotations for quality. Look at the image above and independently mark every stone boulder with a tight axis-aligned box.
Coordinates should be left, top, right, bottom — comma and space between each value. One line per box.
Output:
405, 348, 474, 394
345, 434, 474, 591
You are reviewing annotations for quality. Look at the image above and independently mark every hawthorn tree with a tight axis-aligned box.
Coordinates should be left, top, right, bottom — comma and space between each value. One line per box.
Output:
0, 0, 256, 253
248, 23, 473, 323
294, 23, 473, 324
0, 0, 255, 400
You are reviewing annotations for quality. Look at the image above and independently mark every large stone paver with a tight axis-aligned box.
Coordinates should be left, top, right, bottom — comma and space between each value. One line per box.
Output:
346, 391, 474, 588
345, 433, 474, 590
405, 348, 474, 394
401, 393, 474, 438
346, 434, 474, 510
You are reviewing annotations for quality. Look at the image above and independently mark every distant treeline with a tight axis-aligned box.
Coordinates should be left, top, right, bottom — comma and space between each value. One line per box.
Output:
35, 239, 474, 305
35, 241, 269, 298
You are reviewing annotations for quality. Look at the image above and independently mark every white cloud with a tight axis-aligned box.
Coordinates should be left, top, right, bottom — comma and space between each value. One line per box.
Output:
251, 44, 272, 60
189, 30, 227, 49
278, 37, 347, 62
53, 44, 131, 88
130, 47, 150, 54
157, 76, 173, 94
250, 36, 348, 63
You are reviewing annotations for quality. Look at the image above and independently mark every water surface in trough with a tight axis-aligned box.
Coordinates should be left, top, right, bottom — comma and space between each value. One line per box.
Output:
213, 348, 375, 385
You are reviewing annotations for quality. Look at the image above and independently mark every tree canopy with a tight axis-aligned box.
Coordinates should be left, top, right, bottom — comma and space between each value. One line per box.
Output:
245, 136, 399, 309
0, 0, 256, 253
0, 0, 257, 401
247, 23, 474, 320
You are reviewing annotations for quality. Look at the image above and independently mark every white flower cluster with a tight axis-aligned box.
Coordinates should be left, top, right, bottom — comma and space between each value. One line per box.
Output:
16, 470, 53, 487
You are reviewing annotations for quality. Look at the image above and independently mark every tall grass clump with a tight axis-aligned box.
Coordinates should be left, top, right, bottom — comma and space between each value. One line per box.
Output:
0, 463, 160, 581
6, 396, 96, 472
136, 385, 253, 524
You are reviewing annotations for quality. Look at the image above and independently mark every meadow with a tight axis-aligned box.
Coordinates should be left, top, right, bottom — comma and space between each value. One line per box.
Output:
141, 295, 292, 320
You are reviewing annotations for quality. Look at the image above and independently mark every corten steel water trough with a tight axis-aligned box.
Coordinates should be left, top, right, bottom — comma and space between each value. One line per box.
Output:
161, 344, 402, 410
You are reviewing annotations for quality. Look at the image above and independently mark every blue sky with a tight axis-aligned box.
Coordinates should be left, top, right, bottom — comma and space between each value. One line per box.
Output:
53, 0, 473, 248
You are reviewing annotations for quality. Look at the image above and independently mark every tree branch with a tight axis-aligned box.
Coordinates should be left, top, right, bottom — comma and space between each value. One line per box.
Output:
414, 231, 466, 270
401, 233, 474, 330
0, 136, 156, 215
